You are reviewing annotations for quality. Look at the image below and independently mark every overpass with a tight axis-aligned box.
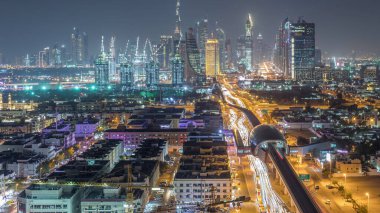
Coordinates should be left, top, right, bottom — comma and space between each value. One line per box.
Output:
223, 93, 321, 212
249, 125, 322, 213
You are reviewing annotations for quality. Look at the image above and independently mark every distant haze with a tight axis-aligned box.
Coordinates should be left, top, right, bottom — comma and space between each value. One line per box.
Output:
0, 0, 379, 60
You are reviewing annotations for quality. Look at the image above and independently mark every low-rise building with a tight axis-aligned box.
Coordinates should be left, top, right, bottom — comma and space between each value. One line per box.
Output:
77, 139, 124, 169
174, 138, 232, 205
47, 160, 111, 182
0, 151, 45, 178
336, 159, 362, 174
104, 126, 188, 153
17, 184, 81, 213
133, 139, 168, 162
81, 187, 146, 213
75, 118, 99, 138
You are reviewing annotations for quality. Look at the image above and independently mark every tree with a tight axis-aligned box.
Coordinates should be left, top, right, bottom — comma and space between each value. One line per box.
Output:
65, 147, 75, 159
345, 192, 352, 200
56, 152, 65, 163
356, 205, 368, 213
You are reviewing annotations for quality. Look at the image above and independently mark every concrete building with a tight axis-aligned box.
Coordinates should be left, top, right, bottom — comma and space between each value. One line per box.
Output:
336, 159, 362, 174
75, 118, 99, 138
104, 127, 188, 153
77, 139, 124, 169
133, 139, 168, 162
174, 138, 231, 205
17, 184, 81, 213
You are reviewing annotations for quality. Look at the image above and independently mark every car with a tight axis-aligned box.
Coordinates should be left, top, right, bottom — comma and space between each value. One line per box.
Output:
326, 185, 334, 189
315, 185, 320, 190
325, 199, 331, 205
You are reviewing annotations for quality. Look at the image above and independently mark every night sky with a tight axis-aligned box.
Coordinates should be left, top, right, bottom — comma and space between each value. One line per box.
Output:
0, 0, 379, 60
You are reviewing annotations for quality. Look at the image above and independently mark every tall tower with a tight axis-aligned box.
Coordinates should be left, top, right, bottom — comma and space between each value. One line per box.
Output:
173, 0, 182, 53
197, 19, 208, 67
158, 35, 173, 70
82, 32, 89, 65
244, 14, 253, 72
172, 54, 184, 86
108, 36, 117, 82
95, 36, 110, 87
184, 28, 203, 85
215, 23, 226, 72
205, 38, 220, 77
145, 61, 160, 89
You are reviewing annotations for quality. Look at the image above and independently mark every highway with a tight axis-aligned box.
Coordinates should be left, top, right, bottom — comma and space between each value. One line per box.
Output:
221, 77, 322, 213
222, 81, 289, 213
267, 144, 321, 213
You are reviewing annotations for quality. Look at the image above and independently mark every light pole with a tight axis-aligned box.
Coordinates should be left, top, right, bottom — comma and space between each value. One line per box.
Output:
366, 192, 369, 212
343, 173, 347, 185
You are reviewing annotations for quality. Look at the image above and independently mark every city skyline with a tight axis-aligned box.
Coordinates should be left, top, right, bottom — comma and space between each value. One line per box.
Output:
0, 0, 380, 61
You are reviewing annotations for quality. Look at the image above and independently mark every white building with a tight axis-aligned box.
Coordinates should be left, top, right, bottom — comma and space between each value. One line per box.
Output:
174, 178, 232, 204
17, 185, 81, 213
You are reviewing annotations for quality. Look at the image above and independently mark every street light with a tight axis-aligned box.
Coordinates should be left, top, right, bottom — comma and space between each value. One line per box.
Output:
343, 173, 347, 185
366, 192, 369, 212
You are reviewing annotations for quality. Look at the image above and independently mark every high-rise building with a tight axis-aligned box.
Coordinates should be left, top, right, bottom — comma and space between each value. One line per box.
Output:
274, 18, 315, 82
253, 33, 267, 65
71, 27, 88, 66
197, 19, 208, 67
120, 61, 134, 89
158, 35, 173, 70
145, 61, 160, 88
82, 32, 89, 64
244, 14, 254, 72
108, 36, 117, 82
215, 24, 226, 72
171, 54, 184, 86
225, 38, 233, 70
315, 49, 322, 66
237, 35, 246, 65
24, 54, 31, 67
205, 38, 220, 77
95, 36, 110, 87
119, 47, 134, 89
60, 45, 67, 66
173, 0, 182, 54
184, 28, 203, 85
291, 19, 315, 81
51, 43, 62, 67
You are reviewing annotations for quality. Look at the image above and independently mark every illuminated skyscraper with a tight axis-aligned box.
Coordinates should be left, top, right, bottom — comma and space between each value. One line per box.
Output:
95, 36, 109, 87
51, 44, 62, 67
197, 19, 208, 67
119, 45, 134, 89
145, 61, 160, 89
205, 38, 220, 77
82, 32, 88, 64
71, 27, 88, 66
120, 61, 134, 89
184, 28, 203, 85
244, 14, 253, 72
172, 54, 184, 86
225, 38, 233, 69
158, 35, 173, 70
274, 18, 315, 81
108, 36, 117, 81
215, 24, 226, 72
173, 0, 182, 54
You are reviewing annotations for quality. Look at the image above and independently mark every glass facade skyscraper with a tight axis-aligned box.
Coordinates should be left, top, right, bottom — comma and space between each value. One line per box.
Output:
274, 18, 315, 82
